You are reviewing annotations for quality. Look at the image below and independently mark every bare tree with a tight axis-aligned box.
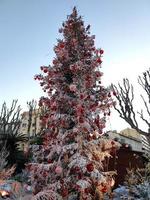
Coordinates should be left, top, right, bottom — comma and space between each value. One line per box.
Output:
112, 68, 150, 142
0, 100, 21, 136
0, 100, 27, 170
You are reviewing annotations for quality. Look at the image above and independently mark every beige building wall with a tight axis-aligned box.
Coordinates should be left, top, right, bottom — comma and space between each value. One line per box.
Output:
20, 109, 42, 138
120, 128, 150, 153
107, 128, 150, 153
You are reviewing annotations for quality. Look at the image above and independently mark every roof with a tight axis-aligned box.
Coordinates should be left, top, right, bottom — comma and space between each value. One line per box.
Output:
120, 128, 141, 142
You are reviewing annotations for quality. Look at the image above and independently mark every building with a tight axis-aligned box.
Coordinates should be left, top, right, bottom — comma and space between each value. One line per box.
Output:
20, 109, 42, 138
120, 128, 150, 154
106, 128, 150, 153
140, 134, 150, 154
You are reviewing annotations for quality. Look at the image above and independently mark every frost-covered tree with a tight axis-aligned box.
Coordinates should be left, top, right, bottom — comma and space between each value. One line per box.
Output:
29, 7, 117, 200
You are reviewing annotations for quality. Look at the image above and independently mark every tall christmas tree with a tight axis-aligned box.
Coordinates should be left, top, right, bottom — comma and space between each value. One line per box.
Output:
30, 7, 117, 200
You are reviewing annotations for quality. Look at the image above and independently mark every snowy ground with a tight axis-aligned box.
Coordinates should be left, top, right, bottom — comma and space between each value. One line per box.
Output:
22, 194, 32, 200
0, 194, 32, 200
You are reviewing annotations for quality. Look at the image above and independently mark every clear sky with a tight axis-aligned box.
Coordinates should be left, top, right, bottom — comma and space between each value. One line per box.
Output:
0, 0, 150, 131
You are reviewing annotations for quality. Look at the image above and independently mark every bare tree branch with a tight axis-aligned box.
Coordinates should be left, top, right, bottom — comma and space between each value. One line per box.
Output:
138, 68, 150, 103
137, 109, 150, 128
0, 100, 22, 136
112, 69, 150, 142
0, 100, 27, 170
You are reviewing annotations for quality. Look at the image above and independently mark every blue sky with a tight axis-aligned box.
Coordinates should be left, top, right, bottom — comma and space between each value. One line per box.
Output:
0, 0, 150, 131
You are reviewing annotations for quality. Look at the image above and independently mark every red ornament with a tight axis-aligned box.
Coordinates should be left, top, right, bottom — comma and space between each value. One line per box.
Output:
86, 163, 94, 172
53, 59, 57, 65
43, 172, 48, 177
78, 172, 83, 179
95, 49, 99, 55
111, 141, 115, 146
100, 49, 104, 54
96, 58, 102, 64
61, 188, 68, 197
51, 102, 57, 111
55, 166, 63, 174
79, 117, 84, 123
101, 185, 107, 193
84, 188, 90, 194
95, 71, 102, 78
43, 68, 48, 73
69, 84, 77, 92
59, 43, 65, 48
47, 159, 52, 163
80, 93, 87, 100
92, 135, 97, 140
76, 105, 84, 116
74, 166, 80, 172
85, 81, 91, 88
